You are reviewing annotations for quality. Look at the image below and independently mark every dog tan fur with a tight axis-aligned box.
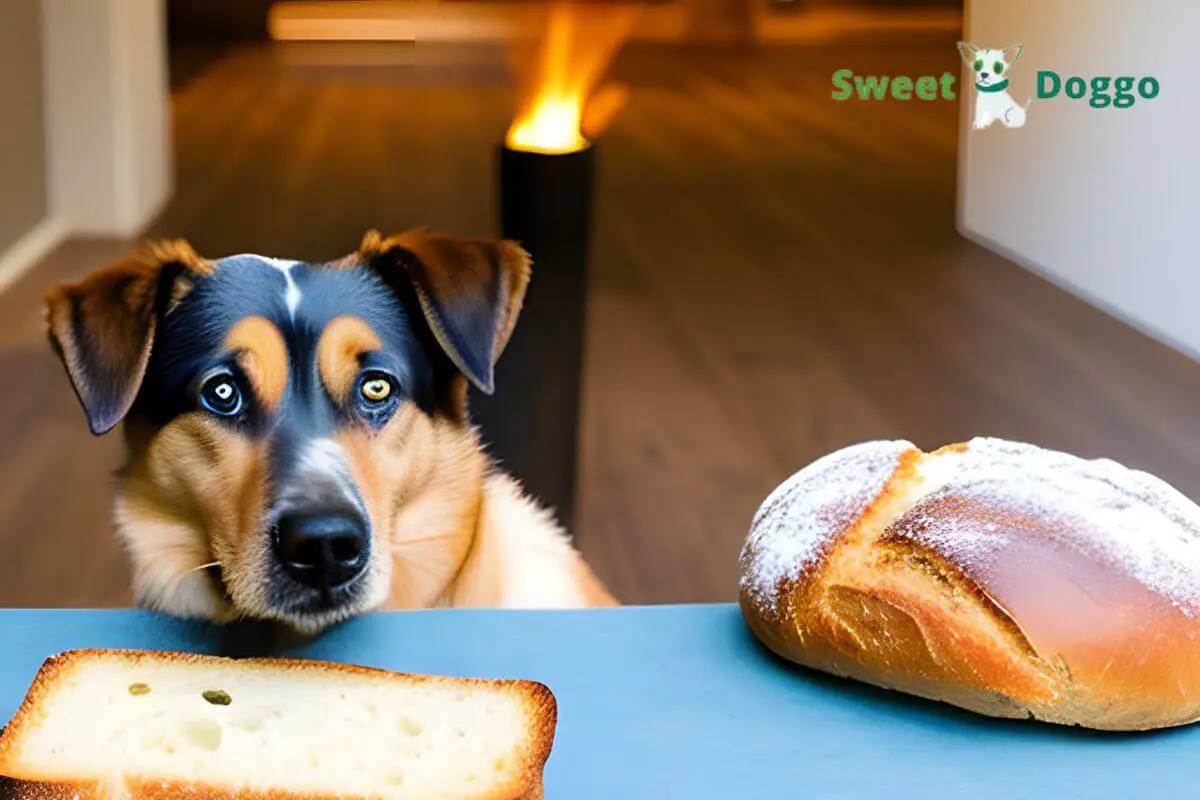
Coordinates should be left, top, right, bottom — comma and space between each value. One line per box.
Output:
226, 316, 290, 412
46, 230, 615, 632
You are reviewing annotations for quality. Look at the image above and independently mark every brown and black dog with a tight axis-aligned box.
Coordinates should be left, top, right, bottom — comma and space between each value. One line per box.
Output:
44, 230, 615, 632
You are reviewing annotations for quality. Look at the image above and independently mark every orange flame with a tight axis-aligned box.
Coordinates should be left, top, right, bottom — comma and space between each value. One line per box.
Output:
506, 3, 634, 155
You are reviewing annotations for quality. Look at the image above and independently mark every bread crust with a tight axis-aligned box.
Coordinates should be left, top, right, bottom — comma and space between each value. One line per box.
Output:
0, 779, 547, 800
740, 438, 1200, 731
0, 650, 556, 800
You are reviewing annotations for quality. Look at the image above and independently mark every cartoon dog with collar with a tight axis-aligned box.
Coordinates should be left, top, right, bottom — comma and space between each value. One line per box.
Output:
959, 42, 1030, 129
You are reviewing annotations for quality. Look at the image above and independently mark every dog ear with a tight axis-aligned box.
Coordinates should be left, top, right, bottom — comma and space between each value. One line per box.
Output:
44, 240, 212, 436
355, 229, 532, 395
1002, 44, 1024, 66
957, 41, 978, 65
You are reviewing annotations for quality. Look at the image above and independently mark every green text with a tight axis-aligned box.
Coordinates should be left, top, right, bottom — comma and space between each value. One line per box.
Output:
831, 69, 957, 101
1037, 71, 1160, 109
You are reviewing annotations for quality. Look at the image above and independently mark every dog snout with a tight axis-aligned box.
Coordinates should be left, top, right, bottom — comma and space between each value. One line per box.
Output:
981, 71, 990, 80
273, 511, 369, 588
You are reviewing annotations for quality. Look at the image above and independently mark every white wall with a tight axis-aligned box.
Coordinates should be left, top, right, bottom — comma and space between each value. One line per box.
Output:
0, 0, 66, 293
42, 0, 172, 236
958, 0, 1199, 357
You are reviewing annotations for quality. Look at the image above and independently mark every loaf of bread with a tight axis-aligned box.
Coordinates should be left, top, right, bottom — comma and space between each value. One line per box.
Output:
739, 437, 1200, 731
0, 649, 556, 799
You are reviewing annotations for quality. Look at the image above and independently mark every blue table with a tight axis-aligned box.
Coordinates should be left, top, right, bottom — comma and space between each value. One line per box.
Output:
0, 604, 1190, 797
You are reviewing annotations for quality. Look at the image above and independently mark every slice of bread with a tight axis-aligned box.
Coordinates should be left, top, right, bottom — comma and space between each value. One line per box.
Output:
0, 649, 556, 799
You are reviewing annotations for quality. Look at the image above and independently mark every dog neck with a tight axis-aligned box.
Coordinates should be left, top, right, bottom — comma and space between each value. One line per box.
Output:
439, 470, 593, 608
977, 79, 1010, 93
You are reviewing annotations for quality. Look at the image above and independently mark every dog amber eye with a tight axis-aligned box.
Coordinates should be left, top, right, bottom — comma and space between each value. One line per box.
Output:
994, 62, 1004, 74
360, 376, 393, 403
973, 59, 983, 71
199, 374, 243, 417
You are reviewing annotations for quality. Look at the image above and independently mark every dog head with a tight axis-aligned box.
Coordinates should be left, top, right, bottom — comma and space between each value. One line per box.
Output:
958, 42, 1023, 89
44, 230, 530, 632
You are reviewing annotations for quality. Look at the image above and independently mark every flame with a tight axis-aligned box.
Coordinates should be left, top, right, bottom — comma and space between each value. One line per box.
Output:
506, 3, 634, 155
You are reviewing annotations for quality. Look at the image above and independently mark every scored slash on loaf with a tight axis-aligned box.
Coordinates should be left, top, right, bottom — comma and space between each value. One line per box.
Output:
0, 649, 557, 799
739, 437, 1200, 731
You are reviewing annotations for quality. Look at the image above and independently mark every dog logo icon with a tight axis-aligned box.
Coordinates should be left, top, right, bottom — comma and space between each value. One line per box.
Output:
958, 42, 1031, 129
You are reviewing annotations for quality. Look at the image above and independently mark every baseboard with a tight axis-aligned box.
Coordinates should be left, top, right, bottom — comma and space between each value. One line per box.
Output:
958, 224, 1200, 364
0, 218, 68, 296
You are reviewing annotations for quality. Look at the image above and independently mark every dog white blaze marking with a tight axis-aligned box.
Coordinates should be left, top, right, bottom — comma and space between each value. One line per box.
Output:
228, 255, 303, 318
268, 259, 303, 318
303, 438, 351, 478
302, 438, 362, 509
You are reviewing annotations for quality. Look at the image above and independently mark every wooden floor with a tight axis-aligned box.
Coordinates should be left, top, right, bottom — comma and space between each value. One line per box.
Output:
6, 33, 1200, 608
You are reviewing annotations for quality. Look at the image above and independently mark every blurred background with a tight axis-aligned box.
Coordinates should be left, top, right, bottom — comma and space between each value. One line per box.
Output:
0, 0, 1194, 609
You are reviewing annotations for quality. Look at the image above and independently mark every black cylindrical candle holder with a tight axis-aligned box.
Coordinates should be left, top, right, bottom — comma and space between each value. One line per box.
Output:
470, 143, 597, 533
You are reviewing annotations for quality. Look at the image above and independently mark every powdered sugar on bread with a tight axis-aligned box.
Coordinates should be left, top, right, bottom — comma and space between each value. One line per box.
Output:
739, 440, 914, 613
740, 436, 1200, 730
891, 437, 1200, 616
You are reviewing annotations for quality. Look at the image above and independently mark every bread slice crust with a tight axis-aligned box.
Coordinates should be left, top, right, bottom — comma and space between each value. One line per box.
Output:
0, 649, 556, 800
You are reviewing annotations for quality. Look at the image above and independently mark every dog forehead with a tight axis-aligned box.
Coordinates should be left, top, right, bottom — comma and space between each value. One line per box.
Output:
207, 254, 300, 315
161, 254, 412, 360
202, 255, 400, 328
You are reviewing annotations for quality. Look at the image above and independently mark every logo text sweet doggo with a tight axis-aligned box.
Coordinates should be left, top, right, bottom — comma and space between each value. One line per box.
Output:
831, 43, 1162, 128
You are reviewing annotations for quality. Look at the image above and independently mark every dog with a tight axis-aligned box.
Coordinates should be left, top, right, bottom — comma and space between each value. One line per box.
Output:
44, 229, 616, 633
958, 42, 1029, 129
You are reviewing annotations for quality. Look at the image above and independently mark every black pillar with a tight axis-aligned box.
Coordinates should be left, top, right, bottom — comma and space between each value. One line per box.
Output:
470, 144, 596, 533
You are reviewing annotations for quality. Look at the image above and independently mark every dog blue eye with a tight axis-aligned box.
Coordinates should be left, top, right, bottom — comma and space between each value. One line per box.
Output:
199, 375, 243, 416
994, 62, 1004, 74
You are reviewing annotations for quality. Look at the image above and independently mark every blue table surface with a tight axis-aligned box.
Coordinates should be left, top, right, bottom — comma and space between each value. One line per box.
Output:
0, 603, 1190, 798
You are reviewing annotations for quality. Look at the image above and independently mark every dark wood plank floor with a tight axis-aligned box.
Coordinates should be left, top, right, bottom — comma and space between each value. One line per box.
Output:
5, 31, 1200, 608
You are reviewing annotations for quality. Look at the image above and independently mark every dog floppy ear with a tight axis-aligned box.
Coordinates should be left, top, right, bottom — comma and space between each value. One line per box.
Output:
1001, 44, 1024, 66
355, 229, 532, 395
957, 41, 979, 65
44, 240, 212, 435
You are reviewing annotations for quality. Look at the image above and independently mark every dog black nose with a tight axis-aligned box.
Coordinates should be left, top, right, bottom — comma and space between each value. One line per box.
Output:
273, 513, 369, 588
981, 72, 990, 79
